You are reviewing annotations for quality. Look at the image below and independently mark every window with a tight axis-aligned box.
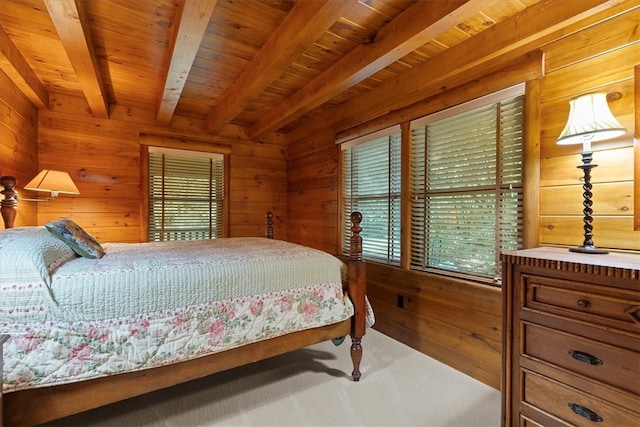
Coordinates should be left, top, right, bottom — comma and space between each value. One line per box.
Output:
410, 85, 524, 280
341, 126, 401, 264
148, 147, 225, 242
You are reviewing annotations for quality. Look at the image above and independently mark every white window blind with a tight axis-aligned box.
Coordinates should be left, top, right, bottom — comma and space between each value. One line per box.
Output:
410, 91, 524, 280
341, 128, 401, 264
148, 147, 225, 242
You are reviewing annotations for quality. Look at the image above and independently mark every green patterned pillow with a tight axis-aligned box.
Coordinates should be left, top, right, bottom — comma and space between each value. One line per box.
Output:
45, 218, 105, 259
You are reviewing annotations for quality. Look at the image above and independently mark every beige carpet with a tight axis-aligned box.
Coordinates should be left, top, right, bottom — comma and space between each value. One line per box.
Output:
45, 329, 501, 427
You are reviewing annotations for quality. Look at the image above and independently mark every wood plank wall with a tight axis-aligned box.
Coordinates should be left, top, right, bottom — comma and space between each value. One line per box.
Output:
538, 9, 639, 250
287, 128, 339, 255
0, 70, 38, 229
287, 8, 639, 389
1, 6, 637, 391
1, 92, 288, 240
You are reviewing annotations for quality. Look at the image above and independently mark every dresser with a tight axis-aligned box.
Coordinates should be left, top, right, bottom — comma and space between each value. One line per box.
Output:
501, 248, 640, 427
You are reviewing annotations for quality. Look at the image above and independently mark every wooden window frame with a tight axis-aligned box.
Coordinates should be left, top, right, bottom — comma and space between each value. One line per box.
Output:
139, 135, 230, 242
634, 65, 639, 231
339, 126, 402, 264
408, 85, 526, 282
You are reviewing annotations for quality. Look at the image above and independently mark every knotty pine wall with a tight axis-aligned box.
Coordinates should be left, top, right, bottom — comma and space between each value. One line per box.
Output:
0, 70, 37, 228
538, 13, 638, 250
0, 7, 637, 391
1, 91, 288, 240
287, 8, 639, 389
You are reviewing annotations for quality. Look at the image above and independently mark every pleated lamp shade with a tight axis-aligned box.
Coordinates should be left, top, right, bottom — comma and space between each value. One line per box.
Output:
24, 170, 80, 197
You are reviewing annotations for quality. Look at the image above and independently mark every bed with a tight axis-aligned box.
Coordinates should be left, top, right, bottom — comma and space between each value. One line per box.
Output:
0, 209, 369, 426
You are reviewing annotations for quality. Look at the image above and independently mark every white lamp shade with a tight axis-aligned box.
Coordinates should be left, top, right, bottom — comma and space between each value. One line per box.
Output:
557, 92, 626, 146
24, 170, 80, 195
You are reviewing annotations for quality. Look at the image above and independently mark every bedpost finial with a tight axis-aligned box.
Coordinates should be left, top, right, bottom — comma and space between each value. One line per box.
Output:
1, 175, 17, 189
1, 175, 18, 229
350, 211, 362, 226
349, 211, 363, 260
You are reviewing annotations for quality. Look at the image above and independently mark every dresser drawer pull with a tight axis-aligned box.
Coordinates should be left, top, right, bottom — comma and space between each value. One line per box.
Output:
576, 299, 590, 308
568, 350, 603, 365
568, 403, 603, 422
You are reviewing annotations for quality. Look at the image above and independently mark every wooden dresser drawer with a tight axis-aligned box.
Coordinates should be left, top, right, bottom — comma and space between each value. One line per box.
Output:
523, 322, 640, 395
523, 275, 640, 333
522, 370, 640, 427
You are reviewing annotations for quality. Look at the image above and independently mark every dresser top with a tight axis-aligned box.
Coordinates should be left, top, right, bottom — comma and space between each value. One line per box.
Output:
502, 247, 640, 272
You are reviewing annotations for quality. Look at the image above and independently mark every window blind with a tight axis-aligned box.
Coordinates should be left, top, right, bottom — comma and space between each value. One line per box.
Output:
148, 148, 225, 242
342, 129, 401, 264
410, 93, 524, 280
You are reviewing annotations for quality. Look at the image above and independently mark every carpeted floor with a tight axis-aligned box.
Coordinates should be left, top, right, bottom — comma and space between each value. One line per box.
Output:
45, 329, 501, 427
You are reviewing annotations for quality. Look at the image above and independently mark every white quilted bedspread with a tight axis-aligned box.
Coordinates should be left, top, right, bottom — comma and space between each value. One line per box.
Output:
47, 237, 345, 321
2, 237, 356, 392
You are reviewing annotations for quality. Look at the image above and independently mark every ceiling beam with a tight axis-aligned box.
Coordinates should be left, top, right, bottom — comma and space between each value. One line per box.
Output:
248, 0, 485, 138
286, 0, 624, 144
0, 25, 48, 108
44, 0, 109, 118
156, 0, 218, 127
206, 0, 358, 134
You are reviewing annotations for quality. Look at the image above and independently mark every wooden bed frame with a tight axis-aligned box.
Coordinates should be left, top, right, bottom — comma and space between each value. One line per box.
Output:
0, 193, 367, 426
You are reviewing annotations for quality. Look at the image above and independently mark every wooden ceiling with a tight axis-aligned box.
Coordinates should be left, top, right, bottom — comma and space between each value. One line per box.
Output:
0, 0, 625, 140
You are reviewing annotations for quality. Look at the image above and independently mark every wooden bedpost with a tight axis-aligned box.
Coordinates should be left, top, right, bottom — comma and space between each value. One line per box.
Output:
265, 211, 274, 239
1, 175, 18, 229
348, 211, 366, 381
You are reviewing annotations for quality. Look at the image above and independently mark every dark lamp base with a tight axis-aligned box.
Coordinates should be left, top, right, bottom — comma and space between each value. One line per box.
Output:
569, 246, 609, 254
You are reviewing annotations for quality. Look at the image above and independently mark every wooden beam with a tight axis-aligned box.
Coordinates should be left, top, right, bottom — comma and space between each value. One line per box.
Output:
156, 0, 218, 127
0, 25, 49, 108
287, 0, 623, 144
248, 0, 484, 138
206, 0, 357, 134
44, 0, 109, 118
